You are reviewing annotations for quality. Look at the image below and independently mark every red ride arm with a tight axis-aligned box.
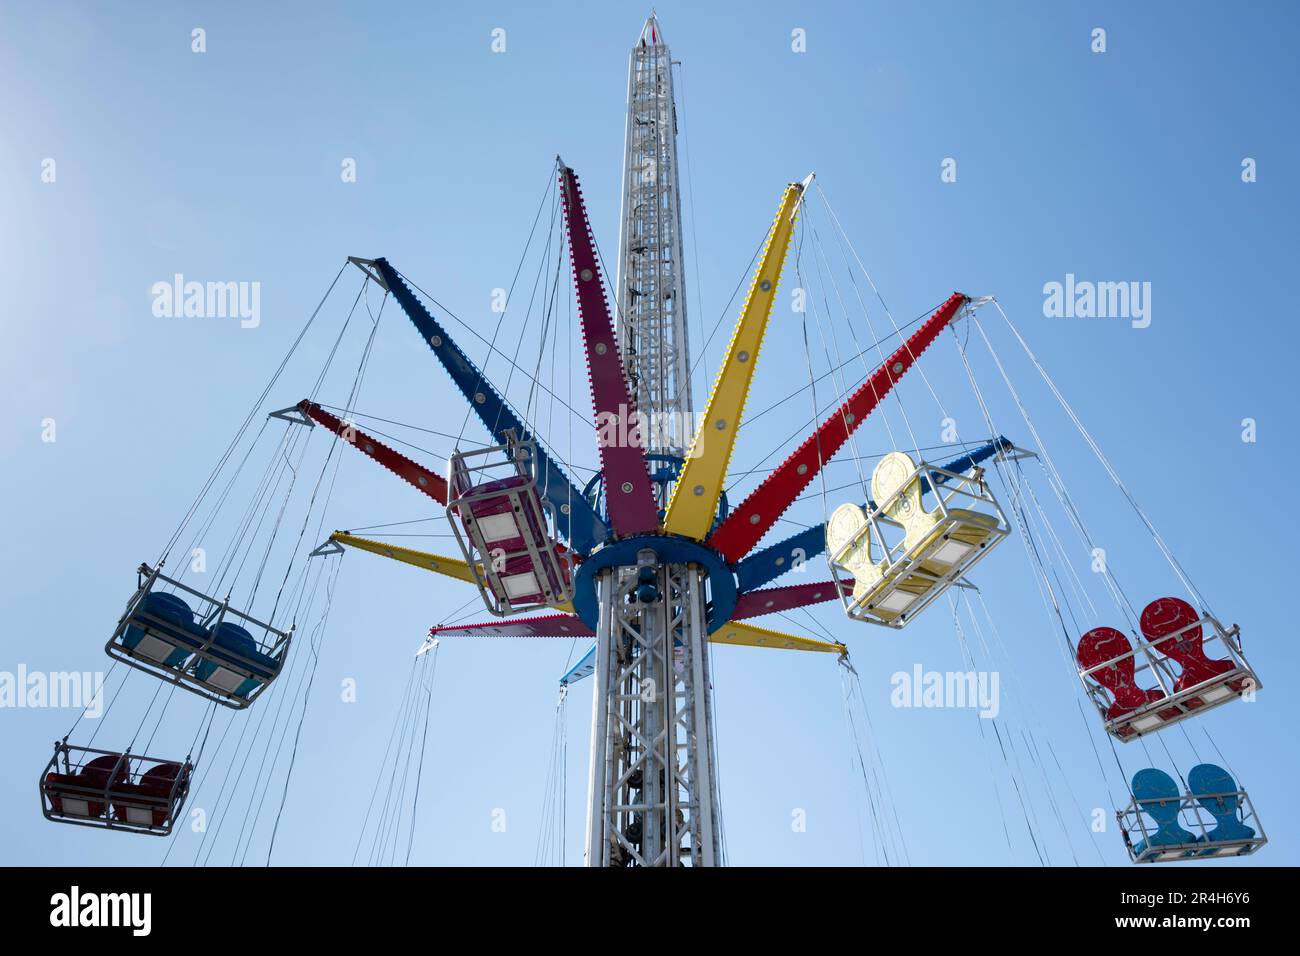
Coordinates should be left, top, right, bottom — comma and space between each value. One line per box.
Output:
707, 293, 968, 563
297, 399, 449, 503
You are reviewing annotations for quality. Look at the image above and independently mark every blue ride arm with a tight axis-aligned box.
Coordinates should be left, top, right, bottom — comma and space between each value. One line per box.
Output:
374, 257, 608, 554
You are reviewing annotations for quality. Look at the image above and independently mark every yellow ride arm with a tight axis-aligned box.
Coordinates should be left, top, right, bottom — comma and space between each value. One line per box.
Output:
663, 175, 809, 540
330, 531, 480, 583
328, 532, 575, 613
710, 619, 844, 654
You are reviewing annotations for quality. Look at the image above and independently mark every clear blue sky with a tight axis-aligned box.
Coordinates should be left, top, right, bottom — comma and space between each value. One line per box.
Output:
2, 0, 1296, 867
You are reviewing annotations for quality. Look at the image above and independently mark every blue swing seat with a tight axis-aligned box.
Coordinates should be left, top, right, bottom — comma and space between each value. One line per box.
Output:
121, 592, 202, 669
193, 622, 281, 698
108, 565, 294, 710
1121, 763, 1266, 863
1131, 768, 1196, 861
1188, 763, 1257, 858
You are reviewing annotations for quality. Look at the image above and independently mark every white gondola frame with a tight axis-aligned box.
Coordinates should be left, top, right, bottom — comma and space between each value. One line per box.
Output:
39, 741, 193, 836
1117, 782, 1267, 863
104, 563, 293, 710
1078, 613, 1259, 742
445, 432, 575, 617
828, 461, 1010, 629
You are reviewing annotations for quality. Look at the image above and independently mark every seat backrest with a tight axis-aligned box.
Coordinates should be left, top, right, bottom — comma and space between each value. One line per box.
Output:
1077, 626, 1133, 672
872, 451, 945, 553
80, 753, 129, 789
1077, 626, 1162, 712
142, 591, 195, 627
210, 622, 257, 657
1186, 763, 1240, 817
1131, 768, 1196, 847
871, 452, 924, 527
1187, 762, 1254, 842
1139, 596, 1200, 651
826, 502, 869, 560
139, 762, 185, 797
473, 475, 531, 496
825, 502, 883, 599
1140, 597, 1233, 687
1132, 767, 1180, 809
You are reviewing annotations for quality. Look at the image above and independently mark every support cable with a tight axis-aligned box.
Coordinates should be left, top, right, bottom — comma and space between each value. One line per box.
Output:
158, 262, 349, 565
990, 301, 1211, 615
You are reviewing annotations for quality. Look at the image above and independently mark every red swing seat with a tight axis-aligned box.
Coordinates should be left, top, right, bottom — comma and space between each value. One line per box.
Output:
1077, 597, 1258, 741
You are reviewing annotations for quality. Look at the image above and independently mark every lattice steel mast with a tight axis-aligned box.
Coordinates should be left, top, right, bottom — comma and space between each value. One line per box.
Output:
616, 14, 693, 460
584, 14, 720, 867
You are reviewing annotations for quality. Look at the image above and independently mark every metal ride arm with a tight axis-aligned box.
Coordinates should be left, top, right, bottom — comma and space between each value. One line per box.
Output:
329, 531, 578, 613
710, 620, 845, 654
663, 177, 807, 540
558, 162, 659, 536
560, 617, 842, 687
734, 435, 1014, 591
731, 579, 852, 620
296, 400, 449, 503
429, 614, 595, 639
561, 645, 597, 685
707, 292, 970, 563
366, 257, 608, 555
328, 531, 579, 612
329, 532, 481, 585
428, 612, 844, 660
561, 622, 843, 687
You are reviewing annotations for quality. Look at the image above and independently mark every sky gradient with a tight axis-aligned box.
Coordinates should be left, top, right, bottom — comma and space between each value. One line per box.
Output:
1, 1, 1296, 867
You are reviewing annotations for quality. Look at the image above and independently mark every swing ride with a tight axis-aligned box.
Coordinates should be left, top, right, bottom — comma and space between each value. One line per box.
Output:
105, 562, 292, 708
1119, 763, 1266, 864
825, 450, 1011, 627
40, 13, 1267, 867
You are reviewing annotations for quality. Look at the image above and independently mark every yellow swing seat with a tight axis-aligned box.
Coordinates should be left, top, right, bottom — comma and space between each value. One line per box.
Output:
826, 451, 1009, 628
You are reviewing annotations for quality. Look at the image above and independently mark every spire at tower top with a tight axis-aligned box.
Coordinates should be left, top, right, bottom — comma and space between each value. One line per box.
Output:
618, 9, 691, 455
637, 11, 665, 47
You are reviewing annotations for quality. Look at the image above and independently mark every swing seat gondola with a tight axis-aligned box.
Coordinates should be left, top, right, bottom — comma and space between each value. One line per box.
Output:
1186, 763, 1262, 858
826, 451, 1009, 628
1118, 764, 1266, 863
192, 622, 281, 699
106, 564, 291, 709
1077, 597, 1258, 741
40, 742, 192, 836
120, 591, 200, 668
447, 432, 575, 616
111, 761, 190, 829
42, 752, 128, 820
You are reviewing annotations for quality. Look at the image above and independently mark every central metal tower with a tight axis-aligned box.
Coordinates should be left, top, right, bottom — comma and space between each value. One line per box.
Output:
615, 14, 693, 460
585, 14, 721, 867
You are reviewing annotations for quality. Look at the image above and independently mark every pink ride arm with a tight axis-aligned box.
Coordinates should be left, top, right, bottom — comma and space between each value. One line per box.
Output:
558, 162, 660, 537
